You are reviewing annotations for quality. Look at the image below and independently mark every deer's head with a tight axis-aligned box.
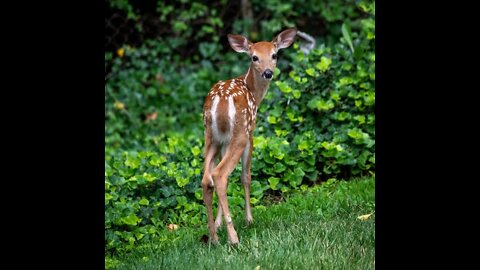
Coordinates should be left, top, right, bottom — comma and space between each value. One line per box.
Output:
227, 28, 297, 80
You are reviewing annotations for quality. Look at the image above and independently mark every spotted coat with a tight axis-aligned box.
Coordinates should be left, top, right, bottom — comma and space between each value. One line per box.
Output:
203, 77, 258, 144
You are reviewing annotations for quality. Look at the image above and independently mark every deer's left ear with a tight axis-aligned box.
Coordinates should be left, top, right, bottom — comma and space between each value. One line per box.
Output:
272, 28, 298, 50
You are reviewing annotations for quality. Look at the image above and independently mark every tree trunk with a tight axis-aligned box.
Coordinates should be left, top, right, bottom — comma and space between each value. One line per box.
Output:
241, 0, 256, 34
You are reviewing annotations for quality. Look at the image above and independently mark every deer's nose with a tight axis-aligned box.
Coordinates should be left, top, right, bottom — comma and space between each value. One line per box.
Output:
263, 69, 273, 79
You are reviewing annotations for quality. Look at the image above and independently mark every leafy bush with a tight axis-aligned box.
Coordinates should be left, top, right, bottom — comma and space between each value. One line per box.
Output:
105, 0, 375, 256
105, 0, 367, 59
257, 4, 375, 186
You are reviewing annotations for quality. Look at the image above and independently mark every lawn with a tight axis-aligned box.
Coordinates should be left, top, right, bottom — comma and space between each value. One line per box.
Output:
108, 177, 375, 270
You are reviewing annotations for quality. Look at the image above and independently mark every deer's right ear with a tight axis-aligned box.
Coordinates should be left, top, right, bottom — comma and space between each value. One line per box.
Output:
227, 34, 252, 53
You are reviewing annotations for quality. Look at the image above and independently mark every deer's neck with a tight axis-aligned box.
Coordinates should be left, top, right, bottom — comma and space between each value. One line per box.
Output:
244, 65, 271, 107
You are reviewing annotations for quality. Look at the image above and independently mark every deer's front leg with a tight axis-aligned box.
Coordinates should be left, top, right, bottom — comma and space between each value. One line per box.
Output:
214, 149, 225, 231
241, 137, 254, 225
214, 202, 223, 231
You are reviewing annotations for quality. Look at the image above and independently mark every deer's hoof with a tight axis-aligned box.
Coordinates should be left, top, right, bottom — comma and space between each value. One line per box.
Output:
210, 238, 219, 245
228, 239, 239, 246
228, 233, 239, 246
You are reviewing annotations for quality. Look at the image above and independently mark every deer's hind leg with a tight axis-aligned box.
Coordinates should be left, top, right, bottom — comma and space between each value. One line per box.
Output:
201, 131, 220, 244
211, 136, 248, 245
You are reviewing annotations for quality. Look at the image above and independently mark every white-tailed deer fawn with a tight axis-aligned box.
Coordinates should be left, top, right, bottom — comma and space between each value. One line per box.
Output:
201, 28, 297, 245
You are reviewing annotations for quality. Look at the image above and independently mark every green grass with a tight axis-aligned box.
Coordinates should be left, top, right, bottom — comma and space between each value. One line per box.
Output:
108, 177, 375, 270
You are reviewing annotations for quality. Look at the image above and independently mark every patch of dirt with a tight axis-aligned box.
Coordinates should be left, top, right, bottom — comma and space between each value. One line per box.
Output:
262, 192, 284, 206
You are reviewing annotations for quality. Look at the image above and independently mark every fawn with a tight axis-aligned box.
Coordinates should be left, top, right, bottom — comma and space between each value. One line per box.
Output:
201, 28, 297, 244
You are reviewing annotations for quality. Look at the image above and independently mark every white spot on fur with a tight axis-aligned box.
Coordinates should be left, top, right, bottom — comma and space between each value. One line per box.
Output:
228, 80, 235, 90
228, 96, 235, 133
211, 96, 234, 144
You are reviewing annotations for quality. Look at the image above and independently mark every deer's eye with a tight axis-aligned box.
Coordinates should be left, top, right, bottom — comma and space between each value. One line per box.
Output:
272, 54, 277, 60
252, 55, 259, 62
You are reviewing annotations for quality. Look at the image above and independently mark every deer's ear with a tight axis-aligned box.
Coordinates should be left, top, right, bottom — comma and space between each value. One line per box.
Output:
272, 28, 297, 50
228, 34, 252, 53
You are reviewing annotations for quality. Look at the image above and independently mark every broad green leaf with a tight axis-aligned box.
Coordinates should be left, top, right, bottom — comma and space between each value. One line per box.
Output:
138, 151, 153, 159
354, 115, 366, 125
173, 21, 187, 33
121, 214, 141, 226
308, 98, 334, 111
298, 140, 310, 151
105, 161, 113, 177
338, 77, 353, 86
336, 112, 351, 121
272, 151, 284, 160
315, 57, 332, 72
289, 177, 301, 188
276, 81, 292, 93
176, 196, 188, 206
267, 116, 277, 124
330, 91, 340, 101
347, 129, 363, 140
292, 89, 301, 99
341, 62, 353, 71
268, 177, 280, 190
176, 176, 189, 187
135, 232, 145, 240
358, 1, 370, 12
250, 181, 264, 198
139, 198, 149, 205
274, 129, 289, 137
305, 68, 315, 77
270, 106, 282, 117
143, 172, 156, 182
191, 146, 201, 156
125, 155, 140, 169
274, 162, 286, 173
149, 155, 167, 166
294, 167, 305, 178
194, 189, 203, 200
274, 67, 281, 77
286, 111, 297, 121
